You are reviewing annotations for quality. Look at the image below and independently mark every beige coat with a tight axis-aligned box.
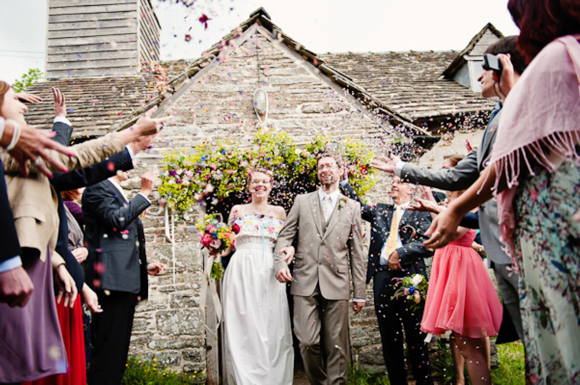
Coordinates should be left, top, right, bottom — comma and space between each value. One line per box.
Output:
2, 133, 125, 264
274, 191, 366, 301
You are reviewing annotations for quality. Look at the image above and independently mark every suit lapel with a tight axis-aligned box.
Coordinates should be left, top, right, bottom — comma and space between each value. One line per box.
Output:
308, 193, 324, 237
322, 194, 343, 241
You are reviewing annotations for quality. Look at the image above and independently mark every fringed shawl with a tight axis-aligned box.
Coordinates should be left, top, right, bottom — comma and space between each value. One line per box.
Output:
487, 35, 580, 265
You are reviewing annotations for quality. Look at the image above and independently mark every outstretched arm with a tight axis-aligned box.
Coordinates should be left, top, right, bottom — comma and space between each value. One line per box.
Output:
424, 165, 499, 248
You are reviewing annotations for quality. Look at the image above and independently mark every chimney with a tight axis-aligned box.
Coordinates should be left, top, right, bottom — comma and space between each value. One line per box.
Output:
45, 0, 161, 79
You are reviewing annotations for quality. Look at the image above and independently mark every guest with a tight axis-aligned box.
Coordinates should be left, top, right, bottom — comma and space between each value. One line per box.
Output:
370, 36, 528, 348
340, 174, 433, 385
0, 92, 72, 308
411, 177, 501, 385
62, 189, 84, 229
84, 170, 165, 385
0, 80, 169, 384
424, 1, 580, 382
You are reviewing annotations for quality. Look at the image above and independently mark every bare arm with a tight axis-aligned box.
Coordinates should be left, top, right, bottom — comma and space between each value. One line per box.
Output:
424, 165, 503, 248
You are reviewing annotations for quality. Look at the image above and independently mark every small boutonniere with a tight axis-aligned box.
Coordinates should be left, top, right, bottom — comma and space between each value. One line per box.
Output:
338, 196, 348, 211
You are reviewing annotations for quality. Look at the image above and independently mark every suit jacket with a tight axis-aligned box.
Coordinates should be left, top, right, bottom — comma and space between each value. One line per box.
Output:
399, 104, 511, 264
2, 132, 125, 263
341, 182, 433, 284
83, 180, 150, 298
274, 191, 366, 300
50, 121, 135, 292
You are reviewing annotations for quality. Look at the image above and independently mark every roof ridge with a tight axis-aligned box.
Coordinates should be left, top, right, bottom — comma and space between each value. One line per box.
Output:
109, 8, 429, 136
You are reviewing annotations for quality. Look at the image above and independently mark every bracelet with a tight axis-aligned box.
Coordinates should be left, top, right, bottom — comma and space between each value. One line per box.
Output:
5, 119, 21, 151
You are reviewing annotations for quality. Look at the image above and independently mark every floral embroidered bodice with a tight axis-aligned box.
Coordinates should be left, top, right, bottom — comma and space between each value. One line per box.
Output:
230, 214, 285, 242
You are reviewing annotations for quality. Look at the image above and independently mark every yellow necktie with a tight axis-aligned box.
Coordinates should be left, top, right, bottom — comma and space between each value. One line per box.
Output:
384, 206, 401, 257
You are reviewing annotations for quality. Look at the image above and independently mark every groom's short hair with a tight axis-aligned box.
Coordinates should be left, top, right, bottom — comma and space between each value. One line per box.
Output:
316, 153, 343, 168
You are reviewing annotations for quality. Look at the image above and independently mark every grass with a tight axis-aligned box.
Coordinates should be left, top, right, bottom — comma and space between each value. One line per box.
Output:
349, 341, 525, 385
122, 356, 204, 385
123, 341, 525, 385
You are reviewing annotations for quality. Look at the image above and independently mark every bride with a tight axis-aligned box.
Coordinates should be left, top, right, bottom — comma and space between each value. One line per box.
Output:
222, 168, 294, 384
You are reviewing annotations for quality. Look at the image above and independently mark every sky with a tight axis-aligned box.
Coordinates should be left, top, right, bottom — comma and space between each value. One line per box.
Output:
0, 0, 520, 84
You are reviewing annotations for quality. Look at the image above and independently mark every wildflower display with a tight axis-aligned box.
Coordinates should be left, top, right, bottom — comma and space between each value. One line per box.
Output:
158, 131, 376, 219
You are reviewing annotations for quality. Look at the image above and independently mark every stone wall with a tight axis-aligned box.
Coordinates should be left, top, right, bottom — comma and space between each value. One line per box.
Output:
122, 28, 481, 378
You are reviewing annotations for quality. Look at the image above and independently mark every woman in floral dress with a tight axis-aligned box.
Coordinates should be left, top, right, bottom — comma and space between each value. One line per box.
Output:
423, 1, 580, 382
222, 168, 294, 384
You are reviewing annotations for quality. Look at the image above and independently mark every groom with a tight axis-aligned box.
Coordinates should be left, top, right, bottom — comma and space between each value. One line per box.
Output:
275, 153, 366, 385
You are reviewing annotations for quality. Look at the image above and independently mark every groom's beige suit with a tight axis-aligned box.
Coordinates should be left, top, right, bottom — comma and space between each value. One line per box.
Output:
274, 190, 366, 385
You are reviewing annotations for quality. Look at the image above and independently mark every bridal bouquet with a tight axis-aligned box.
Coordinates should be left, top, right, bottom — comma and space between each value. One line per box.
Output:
195, 214, 239, 279
392, 274, 428, 311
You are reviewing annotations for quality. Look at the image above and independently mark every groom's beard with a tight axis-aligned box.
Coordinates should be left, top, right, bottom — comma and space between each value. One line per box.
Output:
321, 175, 337, 189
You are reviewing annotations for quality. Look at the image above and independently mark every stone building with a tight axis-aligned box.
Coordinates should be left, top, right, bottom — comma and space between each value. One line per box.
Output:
24, 2, 504, 381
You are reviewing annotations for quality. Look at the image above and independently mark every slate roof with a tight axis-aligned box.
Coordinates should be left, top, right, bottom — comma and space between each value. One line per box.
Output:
321, 50, 496, 121
22, 7, 498, 139
24, 76, 157, 139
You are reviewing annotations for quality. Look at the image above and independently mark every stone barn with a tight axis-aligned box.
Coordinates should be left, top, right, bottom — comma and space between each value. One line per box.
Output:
24, 1, 505, 381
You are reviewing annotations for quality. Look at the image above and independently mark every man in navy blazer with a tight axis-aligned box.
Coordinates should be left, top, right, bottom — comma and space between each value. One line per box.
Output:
340, 176, 434, 385
83, 168, 163, 385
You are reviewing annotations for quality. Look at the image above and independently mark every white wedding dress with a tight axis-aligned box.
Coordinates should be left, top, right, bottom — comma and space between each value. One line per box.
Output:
223, 214, 294, 385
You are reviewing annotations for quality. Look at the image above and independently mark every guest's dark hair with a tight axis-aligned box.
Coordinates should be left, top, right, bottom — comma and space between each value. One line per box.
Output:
508, 0, 580, 64
484, 36, 527, 75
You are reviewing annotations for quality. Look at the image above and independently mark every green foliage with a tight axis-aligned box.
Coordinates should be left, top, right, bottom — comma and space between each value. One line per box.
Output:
491, 342, 526, 385
347, 363, 390, 385
122, 356, 204, 385
159, 131, 376, 219
12, 68, 42, 92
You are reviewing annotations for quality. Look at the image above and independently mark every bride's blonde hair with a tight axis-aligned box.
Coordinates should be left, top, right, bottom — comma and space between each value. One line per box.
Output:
247, 167, 273, 185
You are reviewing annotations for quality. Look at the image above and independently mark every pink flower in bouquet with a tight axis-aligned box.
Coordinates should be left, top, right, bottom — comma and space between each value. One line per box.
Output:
231, 223, 241, 234
201, 233, 213, 247
210, 239, 222, 250
206, 224, 217, 233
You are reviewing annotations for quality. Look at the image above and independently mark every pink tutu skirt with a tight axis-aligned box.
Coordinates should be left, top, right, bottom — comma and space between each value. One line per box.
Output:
421, 230, 502, 338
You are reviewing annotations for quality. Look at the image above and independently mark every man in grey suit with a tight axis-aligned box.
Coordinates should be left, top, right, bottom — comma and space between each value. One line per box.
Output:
371, 36, 527, 342
274, 153, 366, 385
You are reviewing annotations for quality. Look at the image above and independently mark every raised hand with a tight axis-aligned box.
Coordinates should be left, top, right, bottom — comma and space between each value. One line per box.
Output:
370, 155, 400, 174
140, 172, 158, 197
133, 106, 173, 136
52, 87, 66, 118
423, 206, 463, 249
497, 53, 516, 99
409, 198, 442, 214
6, 123, 72, 178
16, 92, 43, 104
